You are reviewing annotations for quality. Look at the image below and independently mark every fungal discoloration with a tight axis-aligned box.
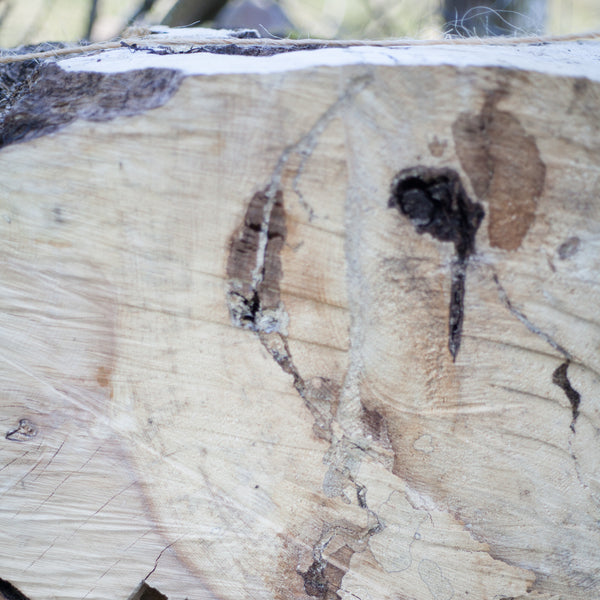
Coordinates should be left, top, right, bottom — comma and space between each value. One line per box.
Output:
452, 91, 546, 251
389, 166, 484, 359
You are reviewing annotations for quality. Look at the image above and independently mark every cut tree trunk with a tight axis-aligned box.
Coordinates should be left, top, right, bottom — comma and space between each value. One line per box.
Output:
0, 28, 599, 600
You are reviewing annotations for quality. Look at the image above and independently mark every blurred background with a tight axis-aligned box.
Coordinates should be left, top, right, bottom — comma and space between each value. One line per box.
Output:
0, 0, 598, 48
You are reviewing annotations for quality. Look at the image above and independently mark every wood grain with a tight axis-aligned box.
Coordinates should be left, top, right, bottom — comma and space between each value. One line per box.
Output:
0, 31, 599, 600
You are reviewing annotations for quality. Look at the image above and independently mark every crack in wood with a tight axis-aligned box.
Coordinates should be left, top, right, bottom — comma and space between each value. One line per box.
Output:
0, 62, 183, 149
348, 476, 384, 536
225, 76, 395, 597
552, 361, 581, 432
226, 186, 341, 443
493, 273, 571, 360
227, 188, 287, 334
0, 574, 170, 600
226, 74, 372, 430
493, 274, 586, 433
226, 80, 371, 334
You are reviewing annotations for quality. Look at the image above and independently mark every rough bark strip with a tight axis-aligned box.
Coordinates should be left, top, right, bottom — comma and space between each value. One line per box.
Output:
122, 42, 327, 57
0, 62, 183, 149
552, 361, 582, 432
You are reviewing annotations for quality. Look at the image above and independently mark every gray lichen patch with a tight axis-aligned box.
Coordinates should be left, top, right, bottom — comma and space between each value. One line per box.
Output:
0, 59, 183, 149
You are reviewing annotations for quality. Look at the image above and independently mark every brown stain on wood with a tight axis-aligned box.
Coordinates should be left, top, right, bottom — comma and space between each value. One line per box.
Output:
452, 91, 546, 251
428, 136, 447, 157
301, 544, 354, 600
96, 365, 111, 388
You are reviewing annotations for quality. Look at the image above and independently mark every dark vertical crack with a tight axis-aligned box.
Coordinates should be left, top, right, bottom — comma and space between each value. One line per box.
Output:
552, 361, 581, 432
389, 166, 484, 360
493, 274, 585, 434
449, 261, 467, 359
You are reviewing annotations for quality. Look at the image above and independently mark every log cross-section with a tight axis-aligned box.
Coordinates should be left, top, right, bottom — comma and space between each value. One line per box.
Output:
0, 28, 599, 600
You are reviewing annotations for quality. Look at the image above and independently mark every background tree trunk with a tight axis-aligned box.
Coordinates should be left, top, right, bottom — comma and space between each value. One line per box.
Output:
0, 29, 599, 600
442, 0, 547, 35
